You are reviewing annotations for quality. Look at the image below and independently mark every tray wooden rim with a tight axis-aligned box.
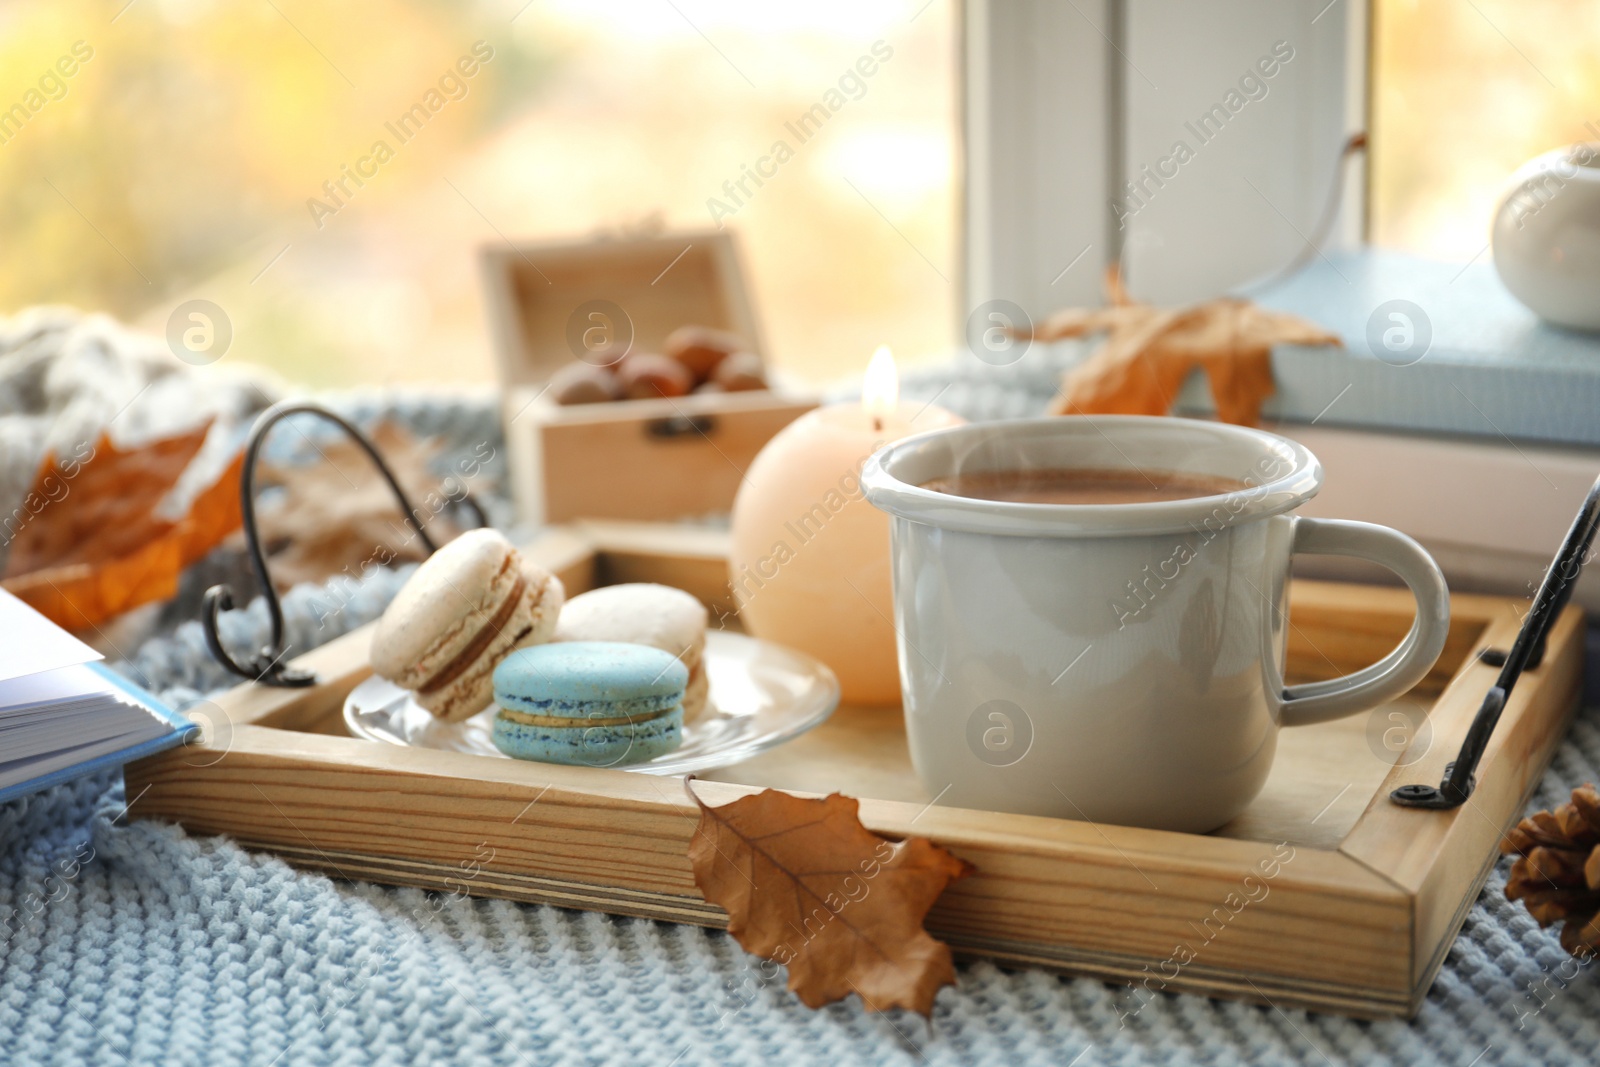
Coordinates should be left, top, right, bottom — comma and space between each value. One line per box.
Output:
126, 521, 1584, 1020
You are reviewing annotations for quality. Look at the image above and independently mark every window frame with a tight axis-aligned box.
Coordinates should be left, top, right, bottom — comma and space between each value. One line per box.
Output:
961, 0, 1369, 317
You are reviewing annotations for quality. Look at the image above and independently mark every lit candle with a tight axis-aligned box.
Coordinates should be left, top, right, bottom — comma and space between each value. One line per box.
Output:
729, 348, 965, 705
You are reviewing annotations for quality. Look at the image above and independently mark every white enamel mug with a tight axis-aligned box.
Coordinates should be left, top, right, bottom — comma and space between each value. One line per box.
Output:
861, 416, 1450, 833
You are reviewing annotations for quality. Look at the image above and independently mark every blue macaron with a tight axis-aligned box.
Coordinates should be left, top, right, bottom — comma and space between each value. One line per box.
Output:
490, 641, 688, 767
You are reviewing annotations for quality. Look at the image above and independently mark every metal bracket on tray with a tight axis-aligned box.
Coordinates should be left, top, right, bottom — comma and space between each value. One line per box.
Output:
1391, 473, 1600, 809
200, 400, 487, 689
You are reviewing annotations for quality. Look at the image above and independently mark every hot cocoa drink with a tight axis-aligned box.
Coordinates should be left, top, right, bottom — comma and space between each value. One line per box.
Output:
921, 467, 1246, 505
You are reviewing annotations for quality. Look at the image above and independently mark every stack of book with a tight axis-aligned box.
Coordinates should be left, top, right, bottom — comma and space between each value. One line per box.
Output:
1180, 249, 1600, 610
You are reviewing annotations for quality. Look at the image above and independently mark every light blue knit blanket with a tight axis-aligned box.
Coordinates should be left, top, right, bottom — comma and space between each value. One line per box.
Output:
5, 382, 1599, 1067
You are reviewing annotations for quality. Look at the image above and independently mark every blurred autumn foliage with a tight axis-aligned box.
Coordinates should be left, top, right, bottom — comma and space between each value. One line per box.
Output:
1372, 0, 1600, 257
0, 2, 958, 390
0, 1, 541, 319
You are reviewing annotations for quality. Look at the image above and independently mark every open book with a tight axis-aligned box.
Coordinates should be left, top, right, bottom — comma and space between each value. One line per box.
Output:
0, 589, 194, 804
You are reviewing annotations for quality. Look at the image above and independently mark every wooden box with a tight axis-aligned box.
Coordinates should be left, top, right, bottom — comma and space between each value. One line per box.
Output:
480, 230, 816, 524
125, 523, 1584, 1018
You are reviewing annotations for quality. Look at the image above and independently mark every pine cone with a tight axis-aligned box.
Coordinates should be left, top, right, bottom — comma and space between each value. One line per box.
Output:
1502, 784, 1600, 956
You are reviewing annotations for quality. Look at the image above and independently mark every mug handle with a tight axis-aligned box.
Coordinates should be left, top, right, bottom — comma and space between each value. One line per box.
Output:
1279, 517, 1451, 728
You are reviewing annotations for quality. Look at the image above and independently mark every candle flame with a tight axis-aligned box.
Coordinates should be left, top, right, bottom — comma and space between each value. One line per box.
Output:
862, 346, 898, 423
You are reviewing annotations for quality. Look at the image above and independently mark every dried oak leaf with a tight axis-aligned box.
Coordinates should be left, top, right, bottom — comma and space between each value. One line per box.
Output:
2, 423, 245, 630
1023, 266, 1341, 426
686, 781, 975, 1016
256, 421, 465, 591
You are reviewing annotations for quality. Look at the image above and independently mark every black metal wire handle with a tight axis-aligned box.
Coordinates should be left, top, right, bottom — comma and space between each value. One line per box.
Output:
1391, 472, 1600, 809
201, 400, 488, 688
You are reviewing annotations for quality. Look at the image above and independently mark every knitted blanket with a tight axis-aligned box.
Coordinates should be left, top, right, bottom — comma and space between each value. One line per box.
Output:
3, 339, 1598, 1065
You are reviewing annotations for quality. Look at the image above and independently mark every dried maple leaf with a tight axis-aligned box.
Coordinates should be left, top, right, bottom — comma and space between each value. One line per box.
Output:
686, 780, 974, 1016
5, 422, 210, 575
2, 425, 245, 630
256, 421, 468, 591
1023, 266, 1341, 426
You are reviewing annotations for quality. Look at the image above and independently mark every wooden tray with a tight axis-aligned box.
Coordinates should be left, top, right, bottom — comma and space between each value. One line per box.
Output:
125, 522, 1585, 1019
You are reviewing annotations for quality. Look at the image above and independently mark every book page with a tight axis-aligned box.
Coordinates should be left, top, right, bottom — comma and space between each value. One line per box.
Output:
0, 589, 102, 684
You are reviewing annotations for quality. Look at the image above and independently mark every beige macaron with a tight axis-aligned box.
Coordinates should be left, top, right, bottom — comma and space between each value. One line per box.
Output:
372, 529, 565, 722
553, 583, 710, 719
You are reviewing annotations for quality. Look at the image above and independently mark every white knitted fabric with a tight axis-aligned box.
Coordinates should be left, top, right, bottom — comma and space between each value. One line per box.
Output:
2, 330, 1597, 1065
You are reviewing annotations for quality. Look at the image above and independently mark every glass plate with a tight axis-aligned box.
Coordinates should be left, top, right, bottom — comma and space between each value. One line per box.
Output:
343, 631, 840, 775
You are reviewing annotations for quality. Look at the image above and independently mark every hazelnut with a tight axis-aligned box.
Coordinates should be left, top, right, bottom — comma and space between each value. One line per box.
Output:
664, 325, 747, 382
617, 353, 692, 399
710, 351, 767, 392
550, 361, 622, 405
578, 342, 630, 370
